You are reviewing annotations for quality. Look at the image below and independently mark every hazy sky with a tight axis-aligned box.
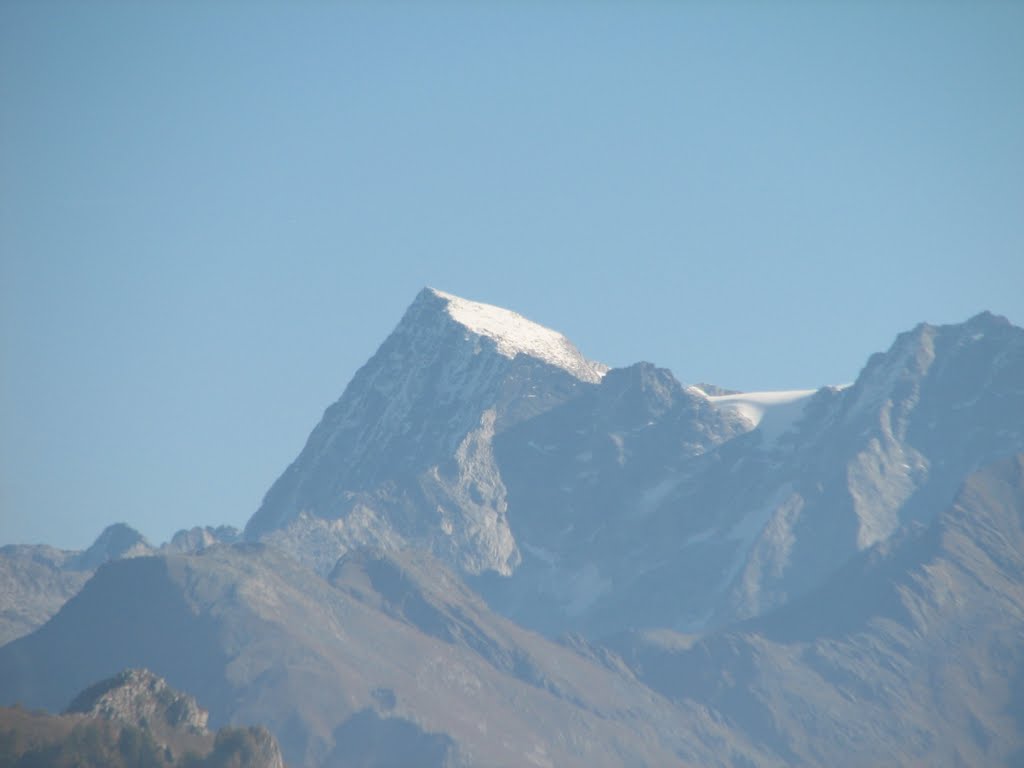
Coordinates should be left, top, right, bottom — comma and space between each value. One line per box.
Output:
2, 2, 1022, 549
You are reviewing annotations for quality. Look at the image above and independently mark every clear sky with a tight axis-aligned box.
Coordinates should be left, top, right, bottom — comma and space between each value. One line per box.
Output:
2, 2, 1022, 549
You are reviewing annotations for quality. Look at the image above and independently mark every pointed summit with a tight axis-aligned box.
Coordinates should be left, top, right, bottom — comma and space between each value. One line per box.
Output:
244, 288, 606, 574
401, 288, 607, 383
71, 523, 152, 571
418, 288, 608, 383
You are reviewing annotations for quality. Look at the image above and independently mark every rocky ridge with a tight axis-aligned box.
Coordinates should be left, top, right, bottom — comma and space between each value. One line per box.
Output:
244, 292, 1024, 637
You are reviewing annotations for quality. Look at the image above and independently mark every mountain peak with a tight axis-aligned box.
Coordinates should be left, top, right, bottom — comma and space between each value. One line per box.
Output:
244, 287, 608, 567
418, 287, 608, 383
72, 523, 152, 571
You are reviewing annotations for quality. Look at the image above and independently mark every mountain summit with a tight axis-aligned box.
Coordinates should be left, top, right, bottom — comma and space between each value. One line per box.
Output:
245, 288, 607, 575
425, 288, 608, 383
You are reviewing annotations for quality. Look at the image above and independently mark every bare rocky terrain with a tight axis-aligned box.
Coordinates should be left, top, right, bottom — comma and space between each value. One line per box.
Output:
2, 290, 1022, 767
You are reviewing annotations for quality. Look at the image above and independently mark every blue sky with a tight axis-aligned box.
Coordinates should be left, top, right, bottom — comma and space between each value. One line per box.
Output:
2, 2, 1022, 549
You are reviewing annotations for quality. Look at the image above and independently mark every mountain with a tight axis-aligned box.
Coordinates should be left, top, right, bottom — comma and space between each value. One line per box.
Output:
478, 361, 751, 634
707, 310, 1024, 625
4, 289, 1023, 767
609, 453, 1024, 766
71, 523, 154, 571
245, 287, 608, 576
0, 544, 769, 768
490, 309, 1024, 635
3, 452, 1021, 766
244, 291, 1024, 637
0, 668, 284, 768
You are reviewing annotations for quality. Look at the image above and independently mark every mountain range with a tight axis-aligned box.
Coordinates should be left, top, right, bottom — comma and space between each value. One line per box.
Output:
2, 288, 1022, 766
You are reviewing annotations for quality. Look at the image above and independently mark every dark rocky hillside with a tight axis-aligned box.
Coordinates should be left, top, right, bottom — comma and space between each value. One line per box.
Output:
0, 668, 283, 768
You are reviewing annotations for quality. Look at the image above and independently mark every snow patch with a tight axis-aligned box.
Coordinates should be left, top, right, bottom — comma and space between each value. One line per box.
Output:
429, 288, 608, 383
704, 389, 817, 444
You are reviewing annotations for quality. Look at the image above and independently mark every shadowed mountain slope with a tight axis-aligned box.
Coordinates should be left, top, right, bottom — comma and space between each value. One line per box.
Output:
610, 454, 1024, 767
0, 543, 770, 768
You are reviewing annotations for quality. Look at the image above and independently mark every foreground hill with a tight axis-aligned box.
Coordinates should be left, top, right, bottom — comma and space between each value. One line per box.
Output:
0, 668, 283, 768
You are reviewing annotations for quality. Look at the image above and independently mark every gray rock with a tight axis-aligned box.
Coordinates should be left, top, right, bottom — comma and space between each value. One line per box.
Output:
66, 667, 210, 733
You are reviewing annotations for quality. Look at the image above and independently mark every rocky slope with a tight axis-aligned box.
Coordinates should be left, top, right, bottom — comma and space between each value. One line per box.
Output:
245, 288, 610, 578
0, 543, 769, 768
610, 453, 1024, 766
244, 291, 1024, 638
3, 453, 1021, 766
4, 291, 1023, 767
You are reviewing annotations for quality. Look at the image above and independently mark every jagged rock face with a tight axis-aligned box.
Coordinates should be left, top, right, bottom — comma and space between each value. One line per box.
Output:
66, 667, 209, 732
4, 293, 1024, 767
166, 525, 240, 554
716, 311, 1024, 624
476, 313, 1023, 634
241, 292, 1024, 637
491, 312, 1023, 634
246, 288, 606, 576
481, 361, 750, 633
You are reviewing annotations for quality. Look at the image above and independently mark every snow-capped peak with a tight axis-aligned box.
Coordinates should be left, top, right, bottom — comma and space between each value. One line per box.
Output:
427, 288, 608, 383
